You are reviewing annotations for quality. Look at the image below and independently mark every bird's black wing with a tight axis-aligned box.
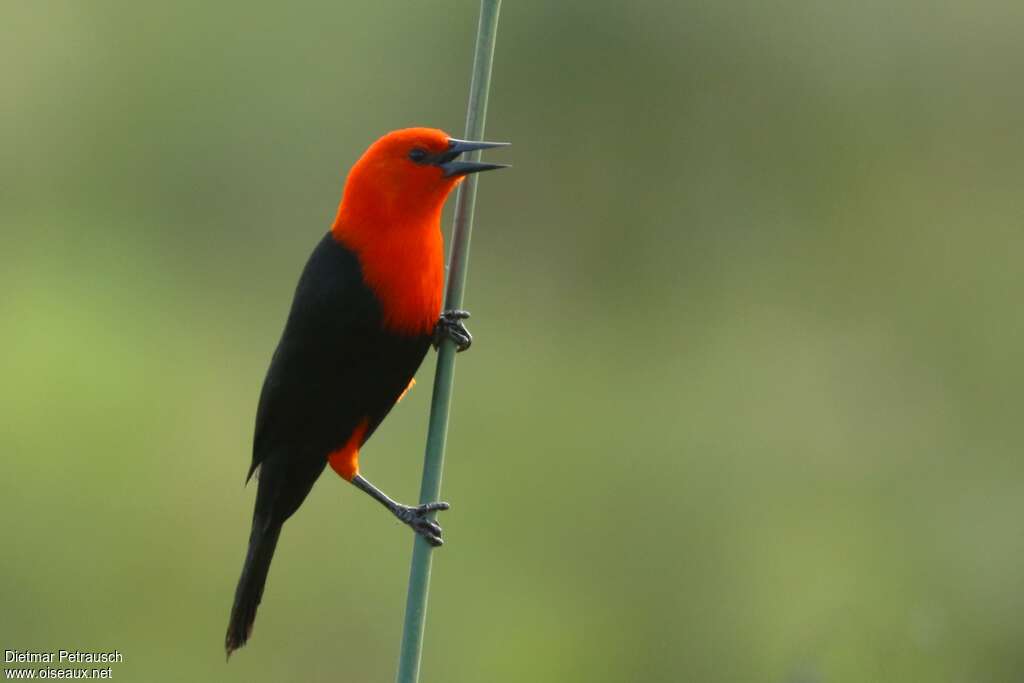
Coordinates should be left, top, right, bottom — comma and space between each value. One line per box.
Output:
249, 232, 379, 480
246, 232, 431, 522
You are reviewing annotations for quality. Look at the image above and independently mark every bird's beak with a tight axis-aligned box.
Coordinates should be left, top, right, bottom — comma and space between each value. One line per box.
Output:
438, 138, 510, 178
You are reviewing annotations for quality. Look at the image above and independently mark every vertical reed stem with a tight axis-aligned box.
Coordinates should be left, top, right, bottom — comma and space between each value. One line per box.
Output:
394, 2, 502, 682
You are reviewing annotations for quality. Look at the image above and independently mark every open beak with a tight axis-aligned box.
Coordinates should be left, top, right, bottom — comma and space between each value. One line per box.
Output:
437, 138, 510, 178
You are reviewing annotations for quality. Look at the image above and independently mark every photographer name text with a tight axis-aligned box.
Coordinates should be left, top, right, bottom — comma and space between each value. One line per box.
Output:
4, 651, 122, 665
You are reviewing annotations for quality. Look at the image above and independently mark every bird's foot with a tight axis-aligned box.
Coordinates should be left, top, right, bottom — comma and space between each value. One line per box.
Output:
393, 501, 450, 547
433, 310, 472, 352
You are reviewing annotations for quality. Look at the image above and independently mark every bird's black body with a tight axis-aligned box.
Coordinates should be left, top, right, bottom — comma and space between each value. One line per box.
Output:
250, 232, 431, 521
226, 232, 431, 652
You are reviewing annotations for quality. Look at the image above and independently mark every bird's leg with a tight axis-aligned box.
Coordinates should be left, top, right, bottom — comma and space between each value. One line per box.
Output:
433, 309, 472, 352
351, 474, 450, 547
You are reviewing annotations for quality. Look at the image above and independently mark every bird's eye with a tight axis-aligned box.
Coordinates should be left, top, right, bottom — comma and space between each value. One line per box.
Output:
408, 147, 429, 163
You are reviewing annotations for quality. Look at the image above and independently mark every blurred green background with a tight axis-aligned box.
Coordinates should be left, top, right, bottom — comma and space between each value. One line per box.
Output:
2, 1, 1023, 681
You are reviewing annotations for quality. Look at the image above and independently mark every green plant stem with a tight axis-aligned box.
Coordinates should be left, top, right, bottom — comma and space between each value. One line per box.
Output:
394, 2, 502, 683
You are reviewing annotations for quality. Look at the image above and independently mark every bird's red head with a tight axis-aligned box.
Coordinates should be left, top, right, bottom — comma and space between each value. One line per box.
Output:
333, 127, 508, 233
330, 128, 508, 336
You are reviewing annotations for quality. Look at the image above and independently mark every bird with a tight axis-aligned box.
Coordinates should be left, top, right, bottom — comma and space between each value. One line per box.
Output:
225, 127, 508, 656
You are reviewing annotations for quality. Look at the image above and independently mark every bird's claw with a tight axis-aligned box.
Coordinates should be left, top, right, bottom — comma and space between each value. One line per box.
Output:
395, 501, 450, 547
434, 310, 472, 352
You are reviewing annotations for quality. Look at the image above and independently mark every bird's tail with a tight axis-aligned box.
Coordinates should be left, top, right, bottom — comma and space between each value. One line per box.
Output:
225, 516, 282, 657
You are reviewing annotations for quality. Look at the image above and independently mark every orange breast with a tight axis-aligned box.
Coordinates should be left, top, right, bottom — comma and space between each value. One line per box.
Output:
329, 153, 450, 337
355, 229, 443, 336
